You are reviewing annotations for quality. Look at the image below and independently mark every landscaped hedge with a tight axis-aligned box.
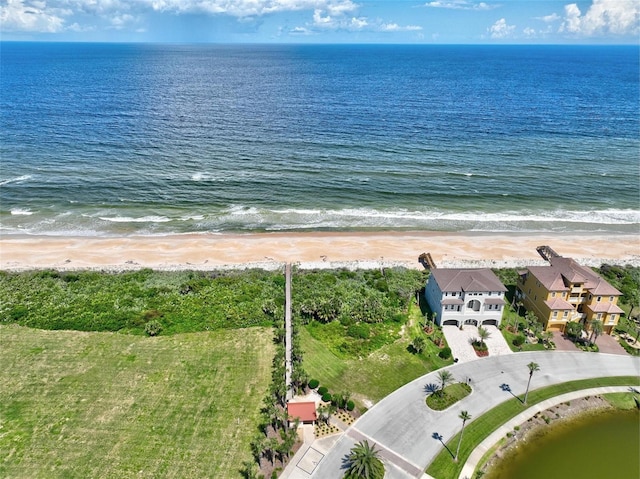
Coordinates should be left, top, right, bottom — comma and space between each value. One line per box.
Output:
308, 379, 319, 389
438, 346, 452, 359
0, 269, 285, 335
321, 392, 332, 402
317, 386, 328, 396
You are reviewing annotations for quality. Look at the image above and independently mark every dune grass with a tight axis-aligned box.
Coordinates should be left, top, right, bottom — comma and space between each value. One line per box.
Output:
426, 376, 640, 479
0, 324, 274, 479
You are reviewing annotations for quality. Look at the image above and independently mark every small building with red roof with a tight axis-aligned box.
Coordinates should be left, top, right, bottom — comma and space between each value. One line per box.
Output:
287, 401, 317, 427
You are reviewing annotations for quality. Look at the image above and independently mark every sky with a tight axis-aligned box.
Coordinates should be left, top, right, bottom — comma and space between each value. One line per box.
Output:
1, 0, 639, 43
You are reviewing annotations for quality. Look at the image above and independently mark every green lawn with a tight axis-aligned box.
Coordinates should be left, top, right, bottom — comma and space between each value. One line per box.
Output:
0, 324, 274, 479
426, 376, 640, 479
301, 302, 452, 406
426, 383, 472, 411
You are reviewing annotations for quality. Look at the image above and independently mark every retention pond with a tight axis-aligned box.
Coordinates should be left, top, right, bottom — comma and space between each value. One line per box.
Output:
484, 409, 639, 479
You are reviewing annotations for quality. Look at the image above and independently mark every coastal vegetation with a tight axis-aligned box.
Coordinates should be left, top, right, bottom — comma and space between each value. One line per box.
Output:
0, 268, 284, 334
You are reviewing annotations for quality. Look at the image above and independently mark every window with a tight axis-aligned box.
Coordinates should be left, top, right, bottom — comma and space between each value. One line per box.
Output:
610, 314, 616, 321
552, 311, 558, 318
597, 313, 602, 320
551, 292, 556, 298
563, 311, 568, 318
597, 296, 601, 302
609, 296, 614, 302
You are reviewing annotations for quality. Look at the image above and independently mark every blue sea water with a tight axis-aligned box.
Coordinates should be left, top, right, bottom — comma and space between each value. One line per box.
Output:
1, 43, 638, 236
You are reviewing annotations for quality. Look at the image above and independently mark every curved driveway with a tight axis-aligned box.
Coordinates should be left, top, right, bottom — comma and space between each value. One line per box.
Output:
309, 351, 640, 479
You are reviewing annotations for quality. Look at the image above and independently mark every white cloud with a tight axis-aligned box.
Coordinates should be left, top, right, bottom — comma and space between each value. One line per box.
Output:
147, 0, 358, 18
0, 0, 66, 32
350, 16, 367, 29
523, 26, 536, 37
560, 0, 640, 36
379, 22, 422, 32
536, 12, 560, 23
488, 17, 515, 38
424, 1, 497, 10
290, 25, 310, 34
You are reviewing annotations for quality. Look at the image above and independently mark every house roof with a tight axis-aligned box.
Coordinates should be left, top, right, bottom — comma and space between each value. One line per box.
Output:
589, 302, 625, 314
528, 257, 622, 296
544, 297, 575, 310
287, 402, 317, 422
441, 298, 464, 305
484, 297, 506, 305
430, 268, 507, 293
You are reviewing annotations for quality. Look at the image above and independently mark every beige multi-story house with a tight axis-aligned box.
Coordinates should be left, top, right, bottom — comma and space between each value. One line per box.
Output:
516, 256, 623, 334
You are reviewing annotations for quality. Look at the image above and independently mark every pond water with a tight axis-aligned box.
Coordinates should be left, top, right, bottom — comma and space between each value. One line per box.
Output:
484, 409, 639, 479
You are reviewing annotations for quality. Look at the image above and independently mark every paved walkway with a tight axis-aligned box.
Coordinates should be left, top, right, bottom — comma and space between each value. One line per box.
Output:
302, 352, 639, 478
551, 331, 579, 351
443, 325, 513, 363
285, 263, 293, 400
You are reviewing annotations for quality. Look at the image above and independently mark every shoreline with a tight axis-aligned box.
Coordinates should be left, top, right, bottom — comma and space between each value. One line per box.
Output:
1, 231, 638, 271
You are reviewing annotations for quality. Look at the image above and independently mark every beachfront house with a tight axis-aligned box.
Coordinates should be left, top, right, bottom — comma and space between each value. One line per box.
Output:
425, 268, 507, 328
515, 256, 623, 335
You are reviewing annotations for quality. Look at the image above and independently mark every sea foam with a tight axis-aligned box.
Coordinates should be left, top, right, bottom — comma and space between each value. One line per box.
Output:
1, 175, 32, 186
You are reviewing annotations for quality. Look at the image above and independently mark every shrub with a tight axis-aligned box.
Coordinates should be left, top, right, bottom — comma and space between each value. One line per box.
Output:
317, 386, 328, 396
411, 335, 427, 354
438, 346, 451, 359
144, 320, 163, 337
308, 379, 319, 389
347, 323, 370, 339
346, 400, 355, 411
512, 335, 525, 347
321, 392, 332, 402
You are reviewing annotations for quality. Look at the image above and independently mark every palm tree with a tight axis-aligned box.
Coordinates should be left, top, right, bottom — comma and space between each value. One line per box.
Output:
477, 326, 490, 348
437, 370, 454, 394
455, 410, 472, 461
411, 335, 427, 354
344, 440, 385, 479
523, 362, 540, 404
627, 288, 639, 320
525, 311, 538, 334
589, 319, 604, 345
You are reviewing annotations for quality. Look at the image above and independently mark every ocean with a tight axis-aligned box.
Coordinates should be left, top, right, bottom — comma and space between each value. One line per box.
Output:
1, 43, 638, 236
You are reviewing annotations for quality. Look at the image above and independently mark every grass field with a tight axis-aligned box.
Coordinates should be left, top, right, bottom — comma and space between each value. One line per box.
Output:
301, 302, 452, 406
0, 324, 274, 479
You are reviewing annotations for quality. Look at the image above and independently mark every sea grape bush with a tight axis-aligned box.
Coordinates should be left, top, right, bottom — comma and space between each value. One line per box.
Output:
0, 269, 284, 334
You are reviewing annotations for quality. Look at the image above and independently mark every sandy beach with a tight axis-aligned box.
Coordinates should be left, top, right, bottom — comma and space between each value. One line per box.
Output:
1, 231, 638, 271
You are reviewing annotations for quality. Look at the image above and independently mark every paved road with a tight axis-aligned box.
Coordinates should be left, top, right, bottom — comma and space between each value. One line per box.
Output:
307, 352, 640, 478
